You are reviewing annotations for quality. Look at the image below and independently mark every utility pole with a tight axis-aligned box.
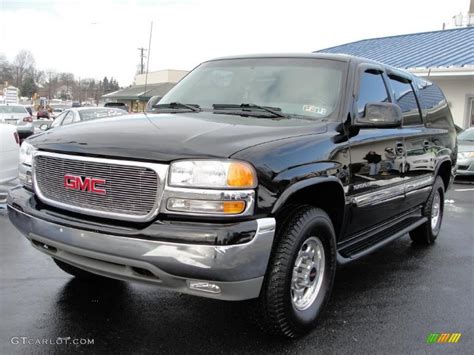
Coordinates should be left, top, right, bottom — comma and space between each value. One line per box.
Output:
137, 47, 147, 74
47, 71, 52, 99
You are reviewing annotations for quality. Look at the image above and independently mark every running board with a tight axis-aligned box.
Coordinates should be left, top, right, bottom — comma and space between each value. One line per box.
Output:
337, 217, 428, 264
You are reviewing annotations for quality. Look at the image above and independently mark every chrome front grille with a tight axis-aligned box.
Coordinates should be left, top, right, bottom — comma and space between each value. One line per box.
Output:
33, 152, 168, 221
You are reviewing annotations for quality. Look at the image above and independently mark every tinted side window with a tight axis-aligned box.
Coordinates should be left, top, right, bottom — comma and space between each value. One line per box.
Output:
357, 71, 389, 116
388, 76, 422, 125
416, 79, 454, 128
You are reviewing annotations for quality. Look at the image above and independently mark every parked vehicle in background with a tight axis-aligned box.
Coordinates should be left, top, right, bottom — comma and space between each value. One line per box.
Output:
71, 101, 81, 108
8, 54, 456, 338
145, 95, 162, 113
456, 127, 474, 178
36, 107, 50, 119
0, 123, 20, 184
50, 107, 65, 119
43, 107, 127, 131
0, 104, 33, 125
0, 104, 35, 141
104, 102, 129, 111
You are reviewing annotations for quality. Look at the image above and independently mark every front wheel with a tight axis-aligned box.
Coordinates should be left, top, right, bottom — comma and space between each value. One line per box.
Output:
409, 176, 445, 244
251, 206, 337, 338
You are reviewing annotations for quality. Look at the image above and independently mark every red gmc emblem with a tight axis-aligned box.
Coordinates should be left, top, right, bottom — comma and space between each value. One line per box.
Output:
64, 174, 106, 195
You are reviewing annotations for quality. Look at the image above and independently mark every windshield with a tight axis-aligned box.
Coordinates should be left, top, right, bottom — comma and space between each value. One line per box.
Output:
0, 105, 27, 114
160, 58, 346, 120
458, 128, 474, 141
79, 108, 126, 121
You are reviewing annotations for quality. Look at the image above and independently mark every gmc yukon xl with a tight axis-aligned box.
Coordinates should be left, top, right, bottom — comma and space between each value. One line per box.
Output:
8, 54, 456, 337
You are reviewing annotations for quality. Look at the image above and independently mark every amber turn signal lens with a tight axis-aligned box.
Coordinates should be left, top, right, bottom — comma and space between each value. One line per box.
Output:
227, 162, 257, 188
223, 201, 246, 214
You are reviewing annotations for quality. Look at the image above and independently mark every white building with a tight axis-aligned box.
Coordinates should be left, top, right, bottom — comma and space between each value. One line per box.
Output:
3, 86, 19, 104
134, 69, 188, 85
103, 69, 189, 112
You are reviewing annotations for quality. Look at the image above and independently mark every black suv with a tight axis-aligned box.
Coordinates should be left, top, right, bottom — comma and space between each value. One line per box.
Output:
8, 54, 456, 338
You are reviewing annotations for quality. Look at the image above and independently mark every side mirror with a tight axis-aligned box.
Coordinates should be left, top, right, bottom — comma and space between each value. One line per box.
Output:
355, 102, 402, 128
39, 124, 50, 131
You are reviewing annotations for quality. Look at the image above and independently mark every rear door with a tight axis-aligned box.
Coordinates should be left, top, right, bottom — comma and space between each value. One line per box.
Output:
408, 79, 455, 208
344, 65, 406, 238
386, 72, 433, 209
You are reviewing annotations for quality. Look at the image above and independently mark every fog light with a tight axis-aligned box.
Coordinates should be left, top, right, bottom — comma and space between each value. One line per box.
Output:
19, 169, 33, 189
187, 281, 221, 294
167, 198, 246, 215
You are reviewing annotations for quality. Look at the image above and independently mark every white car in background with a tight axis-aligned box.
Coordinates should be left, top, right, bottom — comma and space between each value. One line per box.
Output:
0, 104, 35, 141
0, 104, 32, 125
0, 123, 20, 184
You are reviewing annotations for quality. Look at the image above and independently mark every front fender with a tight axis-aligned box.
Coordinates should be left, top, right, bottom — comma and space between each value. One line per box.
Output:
271, 175, 345, 214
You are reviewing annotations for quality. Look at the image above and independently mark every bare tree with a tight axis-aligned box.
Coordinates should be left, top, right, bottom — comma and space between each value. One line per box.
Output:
12, 50, 35, 88
59, 72, 74, 95
0, 53, 13, 85
46, 70, 59, 99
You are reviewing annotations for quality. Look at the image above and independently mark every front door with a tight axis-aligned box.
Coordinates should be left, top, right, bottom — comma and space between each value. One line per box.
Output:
344, 66, 406, 238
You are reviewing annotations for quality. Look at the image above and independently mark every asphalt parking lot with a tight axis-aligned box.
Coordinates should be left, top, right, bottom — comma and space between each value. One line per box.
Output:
0, 182, 472, 354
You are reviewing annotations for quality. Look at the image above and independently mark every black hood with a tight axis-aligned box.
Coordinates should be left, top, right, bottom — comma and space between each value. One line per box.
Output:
29, 112, 327, 162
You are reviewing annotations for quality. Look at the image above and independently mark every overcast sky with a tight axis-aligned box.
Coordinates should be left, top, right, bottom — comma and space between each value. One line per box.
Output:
0, 0, 470, 86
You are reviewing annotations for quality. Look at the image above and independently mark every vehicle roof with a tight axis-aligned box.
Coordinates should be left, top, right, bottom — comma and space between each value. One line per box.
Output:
206, 52, 355, 63
205, 53, 427, 84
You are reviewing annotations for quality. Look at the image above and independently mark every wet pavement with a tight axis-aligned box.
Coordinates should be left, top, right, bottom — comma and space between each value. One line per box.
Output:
0, 183, 472, 354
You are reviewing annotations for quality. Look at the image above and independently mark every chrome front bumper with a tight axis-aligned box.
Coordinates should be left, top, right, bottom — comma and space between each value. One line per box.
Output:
7, 193, 275, 301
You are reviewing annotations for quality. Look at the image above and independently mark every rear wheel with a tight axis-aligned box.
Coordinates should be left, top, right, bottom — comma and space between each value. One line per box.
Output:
53, 258, 117, 282
409, 176, 445, 245
251, 206, 337, 338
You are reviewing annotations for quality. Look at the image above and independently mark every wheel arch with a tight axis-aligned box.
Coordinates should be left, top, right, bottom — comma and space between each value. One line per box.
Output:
436, 159, 452, 191
271, 177, 346, 240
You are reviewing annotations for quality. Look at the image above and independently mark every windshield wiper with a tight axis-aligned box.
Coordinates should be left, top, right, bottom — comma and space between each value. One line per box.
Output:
213, 103, 289, 119
153, 102, 201, 112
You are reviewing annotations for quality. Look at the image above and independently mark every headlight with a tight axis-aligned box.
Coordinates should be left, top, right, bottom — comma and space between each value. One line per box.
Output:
19, 141, 36, 166
169, 160, 257, 189
458, 151, 474, 159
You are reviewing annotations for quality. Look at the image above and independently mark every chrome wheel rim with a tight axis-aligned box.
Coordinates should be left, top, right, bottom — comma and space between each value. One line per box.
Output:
291, 237, 325, 311
431, 191, 441, 230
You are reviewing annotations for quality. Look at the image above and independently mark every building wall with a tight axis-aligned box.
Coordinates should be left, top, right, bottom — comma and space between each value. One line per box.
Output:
415, 75, 474, 128
135, 69, 188, 85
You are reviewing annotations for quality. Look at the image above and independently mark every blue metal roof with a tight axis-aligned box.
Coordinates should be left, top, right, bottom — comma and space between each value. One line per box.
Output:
316, 27, 474, 69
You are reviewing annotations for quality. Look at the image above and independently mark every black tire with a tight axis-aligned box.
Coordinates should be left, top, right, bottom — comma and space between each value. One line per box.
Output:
409, 176, 445, 245
53, 258, 117, 282
251, 206, 337, 338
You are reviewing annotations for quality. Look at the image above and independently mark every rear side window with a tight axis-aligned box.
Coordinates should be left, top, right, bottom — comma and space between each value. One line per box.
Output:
0, 105, 27, 114
357, 71, 389, 116
416, 80, 454, 128
79, 109, 125, 121
388, 76, 422, 126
